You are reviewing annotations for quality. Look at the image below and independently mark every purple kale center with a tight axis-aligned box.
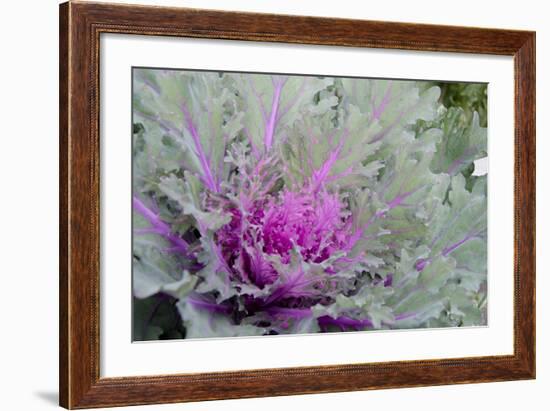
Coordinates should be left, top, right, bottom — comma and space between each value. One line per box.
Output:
216, 188, 351, 289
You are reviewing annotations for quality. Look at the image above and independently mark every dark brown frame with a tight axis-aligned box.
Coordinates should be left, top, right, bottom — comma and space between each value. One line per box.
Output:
59, 1, 536, 409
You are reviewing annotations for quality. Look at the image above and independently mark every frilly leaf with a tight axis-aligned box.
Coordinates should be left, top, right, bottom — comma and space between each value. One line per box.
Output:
230, 74, 335, 152
430, 108, 487, 175
177, 298, 266, 339
158, 172, 231, 232
134, 69, 243, 192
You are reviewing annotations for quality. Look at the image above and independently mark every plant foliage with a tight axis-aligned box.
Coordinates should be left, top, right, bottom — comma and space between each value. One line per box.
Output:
132, 69, 488, 339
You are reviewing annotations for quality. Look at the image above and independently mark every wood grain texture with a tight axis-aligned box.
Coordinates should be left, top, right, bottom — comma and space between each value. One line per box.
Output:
59, 2, 69, 407
514, 33, 536, 374
59, 1, 536, 408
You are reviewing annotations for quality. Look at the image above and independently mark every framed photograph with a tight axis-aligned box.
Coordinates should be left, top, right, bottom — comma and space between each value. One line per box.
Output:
59, 1, 535, 409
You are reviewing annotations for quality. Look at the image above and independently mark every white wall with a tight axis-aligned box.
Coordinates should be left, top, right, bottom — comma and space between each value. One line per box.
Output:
0, 0, 546, 410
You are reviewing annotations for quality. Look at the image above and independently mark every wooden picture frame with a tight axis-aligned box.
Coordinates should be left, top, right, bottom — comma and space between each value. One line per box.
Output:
59, 1, 535, 408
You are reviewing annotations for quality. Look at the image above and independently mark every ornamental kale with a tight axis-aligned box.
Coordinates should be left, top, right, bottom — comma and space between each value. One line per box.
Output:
132, 68, 487, 340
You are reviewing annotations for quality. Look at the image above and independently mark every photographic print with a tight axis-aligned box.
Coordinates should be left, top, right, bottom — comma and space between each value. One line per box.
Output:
132, 68, 488, 341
